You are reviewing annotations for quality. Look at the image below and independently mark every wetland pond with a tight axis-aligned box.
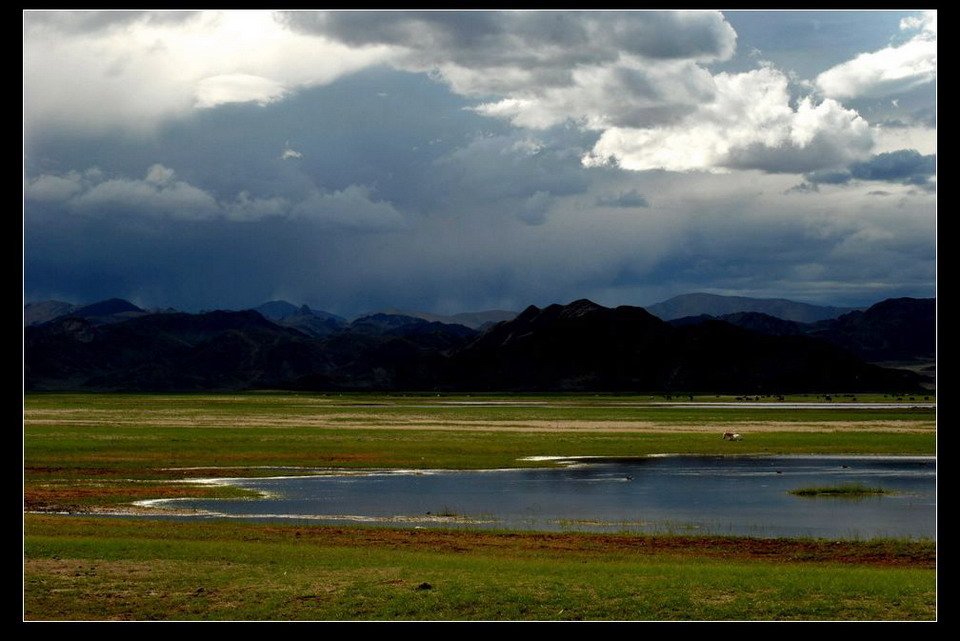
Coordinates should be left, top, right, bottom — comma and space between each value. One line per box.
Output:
160, 455, 936, 540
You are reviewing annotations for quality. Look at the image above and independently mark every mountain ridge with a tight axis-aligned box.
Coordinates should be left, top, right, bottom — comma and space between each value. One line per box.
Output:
646, 293, 862, 323
23, 294, 934, 394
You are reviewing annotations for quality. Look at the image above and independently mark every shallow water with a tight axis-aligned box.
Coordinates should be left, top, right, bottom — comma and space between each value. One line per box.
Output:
165, 455, 936, 539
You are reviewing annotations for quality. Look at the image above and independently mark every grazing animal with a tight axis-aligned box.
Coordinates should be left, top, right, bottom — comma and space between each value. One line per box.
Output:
721, 432, 743, 441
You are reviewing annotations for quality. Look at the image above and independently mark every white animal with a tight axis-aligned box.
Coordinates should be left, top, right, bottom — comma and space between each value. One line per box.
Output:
721, 432, 743, 441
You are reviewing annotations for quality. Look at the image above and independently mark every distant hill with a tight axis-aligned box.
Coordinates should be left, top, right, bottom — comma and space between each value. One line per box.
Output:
24, 308, 476, 392
252, 300, 302, 321
24, 300, 77, 327
249, 301, 348, 338
72, 298, 143, 318
671, 312, 807, 336
376, 308, 517, 330
808, 298, 935, 362
23, 298, 147, 327
647, 293, 860, 323
24, 295, 930, 394
669, 298, 935, 365
272, 305, 347, 339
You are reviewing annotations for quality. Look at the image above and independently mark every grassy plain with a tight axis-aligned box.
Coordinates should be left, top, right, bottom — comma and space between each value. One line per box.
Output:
23, 392, 936, 621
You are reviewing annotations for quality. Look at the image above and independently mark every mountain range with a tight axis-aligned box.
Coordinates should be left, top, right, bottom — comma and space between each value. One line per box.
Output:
645, 293, 861, 323
23, 294, 934, 394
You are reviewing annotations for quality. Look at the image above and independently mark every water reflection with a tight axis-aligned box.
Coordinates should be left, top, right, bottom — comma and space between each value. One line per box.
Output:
166, 456, 935, 540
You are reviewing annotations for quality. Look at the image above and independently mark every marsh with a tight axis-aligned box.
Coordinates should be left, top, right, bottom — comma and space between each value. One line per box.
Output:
156, 455, 935, 539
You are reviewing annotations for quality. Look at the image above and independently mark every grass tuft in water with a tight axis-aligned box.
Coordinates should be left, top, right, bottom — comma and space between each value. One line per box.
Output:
789, 484, 889, 498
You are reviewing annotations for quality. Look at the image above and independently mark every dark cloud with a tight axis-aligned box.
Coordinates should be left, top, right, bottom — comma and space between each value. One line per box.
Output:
803, 170, 853, 185
784, 182, 819, 195
24, 10, 201, 35
850, 150, 936, 184
431, 132, 591, 205
596, 190, 649, 208
724, 132, 872, 175
23, 13, 936, 317
279, 11, 737, 71
803, 149, 936, 186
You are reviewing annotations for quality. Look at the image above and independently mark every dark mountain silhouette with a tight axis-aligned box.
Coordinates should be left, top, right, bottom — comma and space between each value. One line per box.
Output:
24, 308, 476, 392
378, 308, 518, 330
671, 312, 807, 336
807, 298, 935, 362
647, 293, 860, 323
24, 310, 332, 391
23, 297, 930, 393
669, 298, 934, 365
447, 300, 921, 393
349, 312, 433, 334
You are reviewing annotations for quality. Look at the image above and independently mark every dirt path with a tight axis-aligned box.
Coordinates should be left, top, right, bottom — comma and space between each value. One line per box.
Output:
25, 414, 935, 433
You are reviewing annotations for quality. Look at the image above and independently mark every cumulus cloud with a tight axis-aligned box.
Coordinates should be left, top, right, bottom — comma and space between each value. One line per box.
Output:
25, 10, 905, 178
55, 165, 221, 219
816, 10, 936, 100
281, 11, 735, 133
23, 10, 391, 135
281, 11, 890, 176
584, 67, 873, 174
23, 171, 87, 203
25, 164, 405, 229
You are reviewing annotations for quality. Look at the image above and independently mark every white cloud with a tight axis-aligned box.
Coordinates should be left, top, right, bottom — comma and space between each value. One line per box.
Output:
281, 12, 878, 176
21, 10, 929, 182
900, 10, 936, 36
24, 172, 85, 203
872, 124, 937, 156
224, 191, 290, 221
195, 73, 288, 108
23, 10, 391, 136
281, 143, 303, 160
472, 60, 716, 130
583, 67, 873, 174
71, 165, 220, 219
145, 163, 176, 185
284, 11, 734, 133
816, 11, 936, 100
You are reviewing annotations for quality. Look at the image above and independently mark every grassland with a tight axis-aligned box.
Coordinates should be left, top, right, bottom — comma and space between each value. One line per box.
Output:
23, 392, 936, 621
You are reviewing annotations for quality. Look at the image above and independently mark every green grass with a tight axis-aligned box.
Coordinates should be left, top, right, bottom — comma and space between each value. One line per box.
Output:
22, 392, 937, 621
24, 516, 936, 621
790, 484, 890, 498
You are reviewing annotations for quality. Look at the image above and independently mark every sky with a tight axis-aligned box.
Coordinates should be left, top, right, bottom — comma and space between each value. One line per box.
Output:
23, 10, 937, 318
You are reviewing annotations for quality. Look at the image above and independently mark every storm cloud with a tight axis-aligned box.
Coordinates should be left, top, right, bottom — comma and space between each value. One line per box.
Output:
23, 11, 936, 317
803, 149, 936, 187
